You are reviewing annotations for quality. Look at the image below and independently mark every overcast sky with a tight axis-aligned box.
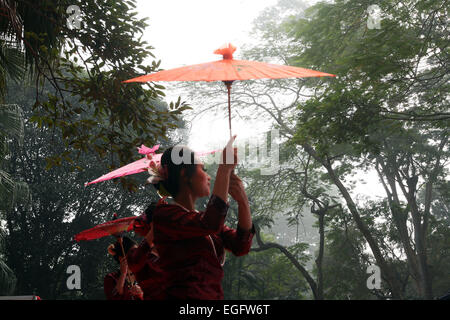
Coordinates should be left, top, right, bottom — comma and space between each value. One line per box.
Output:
135, 0, 278, 69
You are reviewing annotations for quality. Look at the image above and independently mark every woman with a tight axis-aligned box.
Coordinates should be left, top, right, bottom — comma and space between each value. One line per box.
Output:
128, 203, 167, 300
150, 137, 254, 300
104, 236, 144, 300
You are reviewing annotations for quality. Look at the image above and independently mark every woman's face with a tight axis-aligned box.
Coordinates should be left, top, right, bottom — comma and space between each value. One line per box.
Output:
188, 162, 211, 198
133, 216, 152, 237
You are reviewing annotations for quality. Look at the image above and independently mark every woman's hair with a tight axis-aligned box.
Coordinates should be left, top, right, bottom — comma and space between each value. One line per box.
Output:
108, 236, 137, 264
154, 146, 198, 197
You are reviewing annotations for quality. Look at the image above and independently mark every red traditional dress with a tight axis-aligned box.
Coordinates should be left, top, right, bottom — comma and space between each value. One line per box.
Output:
127, 239, 167, 300
153, 195, 255, 300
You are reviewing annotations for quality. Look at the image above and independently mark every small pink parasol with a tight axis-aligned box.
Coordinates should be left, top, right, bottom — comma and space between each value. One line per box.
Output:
85, 144, 219, 186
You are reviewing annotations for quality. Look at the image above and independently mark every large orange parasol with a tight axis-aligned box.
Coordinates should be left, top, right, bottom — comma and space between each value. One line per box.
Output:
124, 43, 336, 137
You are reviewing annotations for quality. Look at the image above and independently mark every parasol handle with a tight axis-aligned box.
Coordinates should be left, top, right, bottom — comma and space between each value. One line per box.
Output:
118, 237, 134, 286
118, 238, 143, 300
223, 81, 234, 139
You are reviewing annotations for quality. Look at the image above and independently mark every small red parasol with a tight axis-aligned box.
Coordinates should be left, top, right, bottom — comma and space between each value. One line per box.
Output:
74, 215, 136, 242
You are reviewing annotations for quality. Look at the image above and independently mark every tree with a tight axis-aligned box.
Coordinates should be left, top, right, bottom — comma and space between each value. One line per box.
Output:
238, 142, 342, 300
321, 217, 379, 300
287, 0, 449, 299
2, 78, 165, 299
0, 103, 28, 295
221, 191, 309, 300
0, 1, 190, 177
224, 234, 309, 300
287, 0, 449, 122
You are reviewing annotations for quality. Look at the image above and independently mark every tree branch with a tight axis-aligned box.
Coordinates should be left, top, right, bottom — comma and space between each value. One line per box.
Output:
252, 225, 319, 299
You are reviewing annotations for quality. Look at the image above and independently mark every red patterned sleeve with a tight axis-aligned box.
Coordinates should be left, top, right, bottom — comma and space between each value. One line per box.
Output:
220, 224, 255, 256
154, 195, 229, 240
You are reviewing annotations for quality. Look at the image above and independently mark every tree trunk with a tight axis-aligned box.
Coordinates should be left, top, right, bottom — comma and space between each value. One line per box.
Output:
394, 170, 433, 299
376, 158, 423, 295
316, 212, 325, 300
300, 142, 404, 299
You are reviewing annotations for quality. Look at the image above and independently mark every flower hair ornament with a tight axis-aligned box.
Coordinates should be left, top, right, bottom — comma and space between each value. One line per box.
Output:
136, 143, 169, 197
146, 161, 171, 197
146, 161, 167, 184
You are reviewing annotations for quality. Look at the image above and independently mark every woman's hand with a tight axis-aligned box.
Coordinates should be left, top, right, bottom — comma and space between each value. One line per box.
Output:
220, 135, 238, 172
130, 284, 144, 300
229, 171, 252, 231
115, 256, 128, 295
228, 172, 248, 204
213, 135, 238, 203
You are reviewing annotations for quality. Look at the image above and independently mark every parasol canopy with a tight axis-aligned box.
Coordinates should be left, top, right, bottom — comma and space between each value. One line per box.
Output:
85, 154, 163, 186
124, 43, 334, 82
124, 43, 336, 136
74, 215, 136, 242
85, 144, 219, 186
